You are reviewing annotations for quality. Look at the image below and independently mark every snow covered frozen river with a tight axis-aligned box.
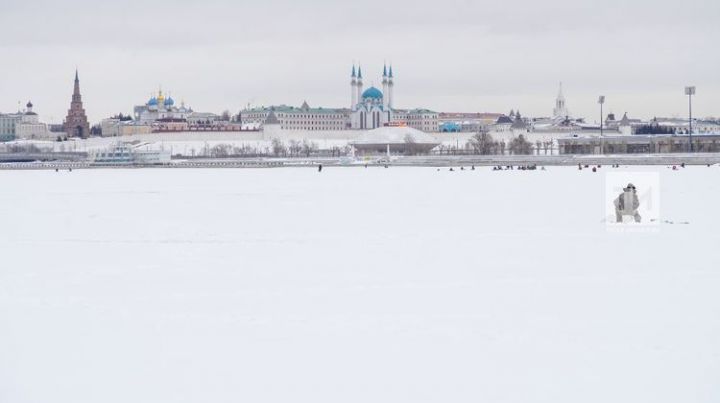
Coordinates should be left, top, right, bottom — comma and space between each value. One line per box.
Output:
1, 166, 719, 402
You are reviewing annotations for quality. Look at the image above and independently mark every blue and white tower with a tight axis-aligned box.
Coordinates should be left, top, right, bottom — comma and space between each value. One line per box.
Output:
382, 63, 389, 109
356, 65, 364, 109
350, 65, 358, 110
388, 64, 395, 109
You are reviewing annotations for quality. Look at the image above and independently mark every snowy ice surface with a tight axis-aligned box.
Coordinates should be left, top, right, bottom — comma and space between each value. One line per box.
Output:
1, 166, 719, 403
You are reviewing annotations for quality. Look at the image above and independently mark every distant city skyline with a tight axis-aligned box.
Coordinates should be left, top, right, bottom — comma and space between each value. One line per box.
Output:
1, 0, 717, 124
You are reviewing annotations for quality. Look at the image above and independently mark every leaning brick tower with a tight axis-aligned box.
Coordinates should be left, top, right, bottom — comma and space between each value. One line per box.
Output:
64, 70, 90, 138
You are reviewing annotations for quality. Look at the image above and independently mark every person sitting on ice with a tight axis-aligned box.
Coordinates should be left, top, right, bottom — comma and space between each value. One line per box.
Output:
614, 183, 641, 223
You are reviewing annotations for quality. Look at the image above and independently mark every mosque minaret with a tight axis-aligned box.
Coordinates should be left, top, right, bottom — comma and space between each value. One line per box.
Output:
388, 65, 394, 109
350, 65, 358, 109
382, 64, 389, 110
355, 66, 364, 111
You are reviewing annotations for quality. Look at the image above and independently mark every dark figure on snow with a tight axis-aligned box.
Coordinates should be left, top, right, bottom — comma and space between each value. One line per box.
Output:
318, 164, 322, 172
614, 183, 641, 223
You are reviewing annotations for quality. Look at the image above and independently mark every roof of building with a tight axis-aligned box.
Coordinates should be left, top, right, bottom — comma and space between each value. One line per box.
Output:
496, 115, 513, 124
245, 104, 347, 114
439, 112, 503, 119
188, 112, 219, 118
620, 112, 630, 126
264, 110, 280, 125
362, 87, 383, 100
407, 108, 437, 114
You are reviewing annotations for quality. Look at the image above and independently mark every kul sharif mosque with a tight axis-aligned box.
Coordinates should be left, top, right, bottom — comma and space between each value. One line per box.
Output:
242, 63, 407, 131
349, 63, 395, 129
133, 89, 192, 123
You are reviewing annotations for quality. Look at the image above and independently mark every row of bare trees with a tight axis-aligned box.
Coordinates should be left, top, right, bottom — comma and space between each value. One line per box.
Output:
271, 139, 321, 157
463, 132, 554, 155
178, 140, 354, 159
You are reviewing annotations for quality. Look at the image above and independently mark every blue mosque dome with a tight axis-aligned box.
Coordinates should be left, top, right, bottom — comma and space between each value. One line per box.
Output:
362, 87, 383, 100
165, 97, 175, 106
148, 97, 158, 106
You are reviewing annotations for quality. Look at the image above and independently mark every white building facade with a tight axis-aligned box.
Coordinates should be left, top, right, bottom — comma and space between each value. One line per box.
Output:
243, 102, 349, 131
0, 101, 50, 141
393, 109, 439, 132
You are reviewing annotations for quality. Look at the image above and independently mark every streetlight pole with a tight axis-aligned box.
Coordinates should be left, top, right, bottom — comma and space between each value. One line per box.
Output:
598, 96, 605, 154
685, 86, 695, 152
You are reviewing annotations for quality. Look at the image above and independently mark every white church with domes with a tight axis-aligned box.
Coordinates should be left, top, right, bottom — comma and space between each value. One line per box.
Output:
133, 89, 192, 123
350, 64, 395, 129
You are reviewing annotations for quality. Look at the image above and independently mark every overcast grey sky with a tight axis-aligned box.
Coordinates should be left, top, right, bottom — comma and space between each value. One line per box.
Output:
0, 0, 718, 124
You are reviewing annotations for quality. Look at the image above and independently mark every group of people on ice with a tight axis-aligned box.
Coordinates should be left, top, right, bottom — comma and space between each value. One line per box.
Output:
492, 165, 542, 171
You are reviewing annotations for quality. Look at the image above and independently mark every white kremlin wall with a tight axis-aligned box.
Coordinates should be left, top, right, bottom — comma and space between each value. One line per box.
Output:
10, 128, 573, 156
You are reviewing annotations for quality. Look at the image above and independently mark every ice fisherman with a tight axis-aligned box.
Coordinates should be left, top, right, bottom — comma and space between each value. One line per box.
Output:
614, 183, 641, 223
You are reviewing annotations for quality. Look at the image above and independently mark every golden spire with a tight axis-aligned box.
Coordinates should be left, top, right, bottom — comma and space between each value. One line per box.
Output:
157, 86, 165, 104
